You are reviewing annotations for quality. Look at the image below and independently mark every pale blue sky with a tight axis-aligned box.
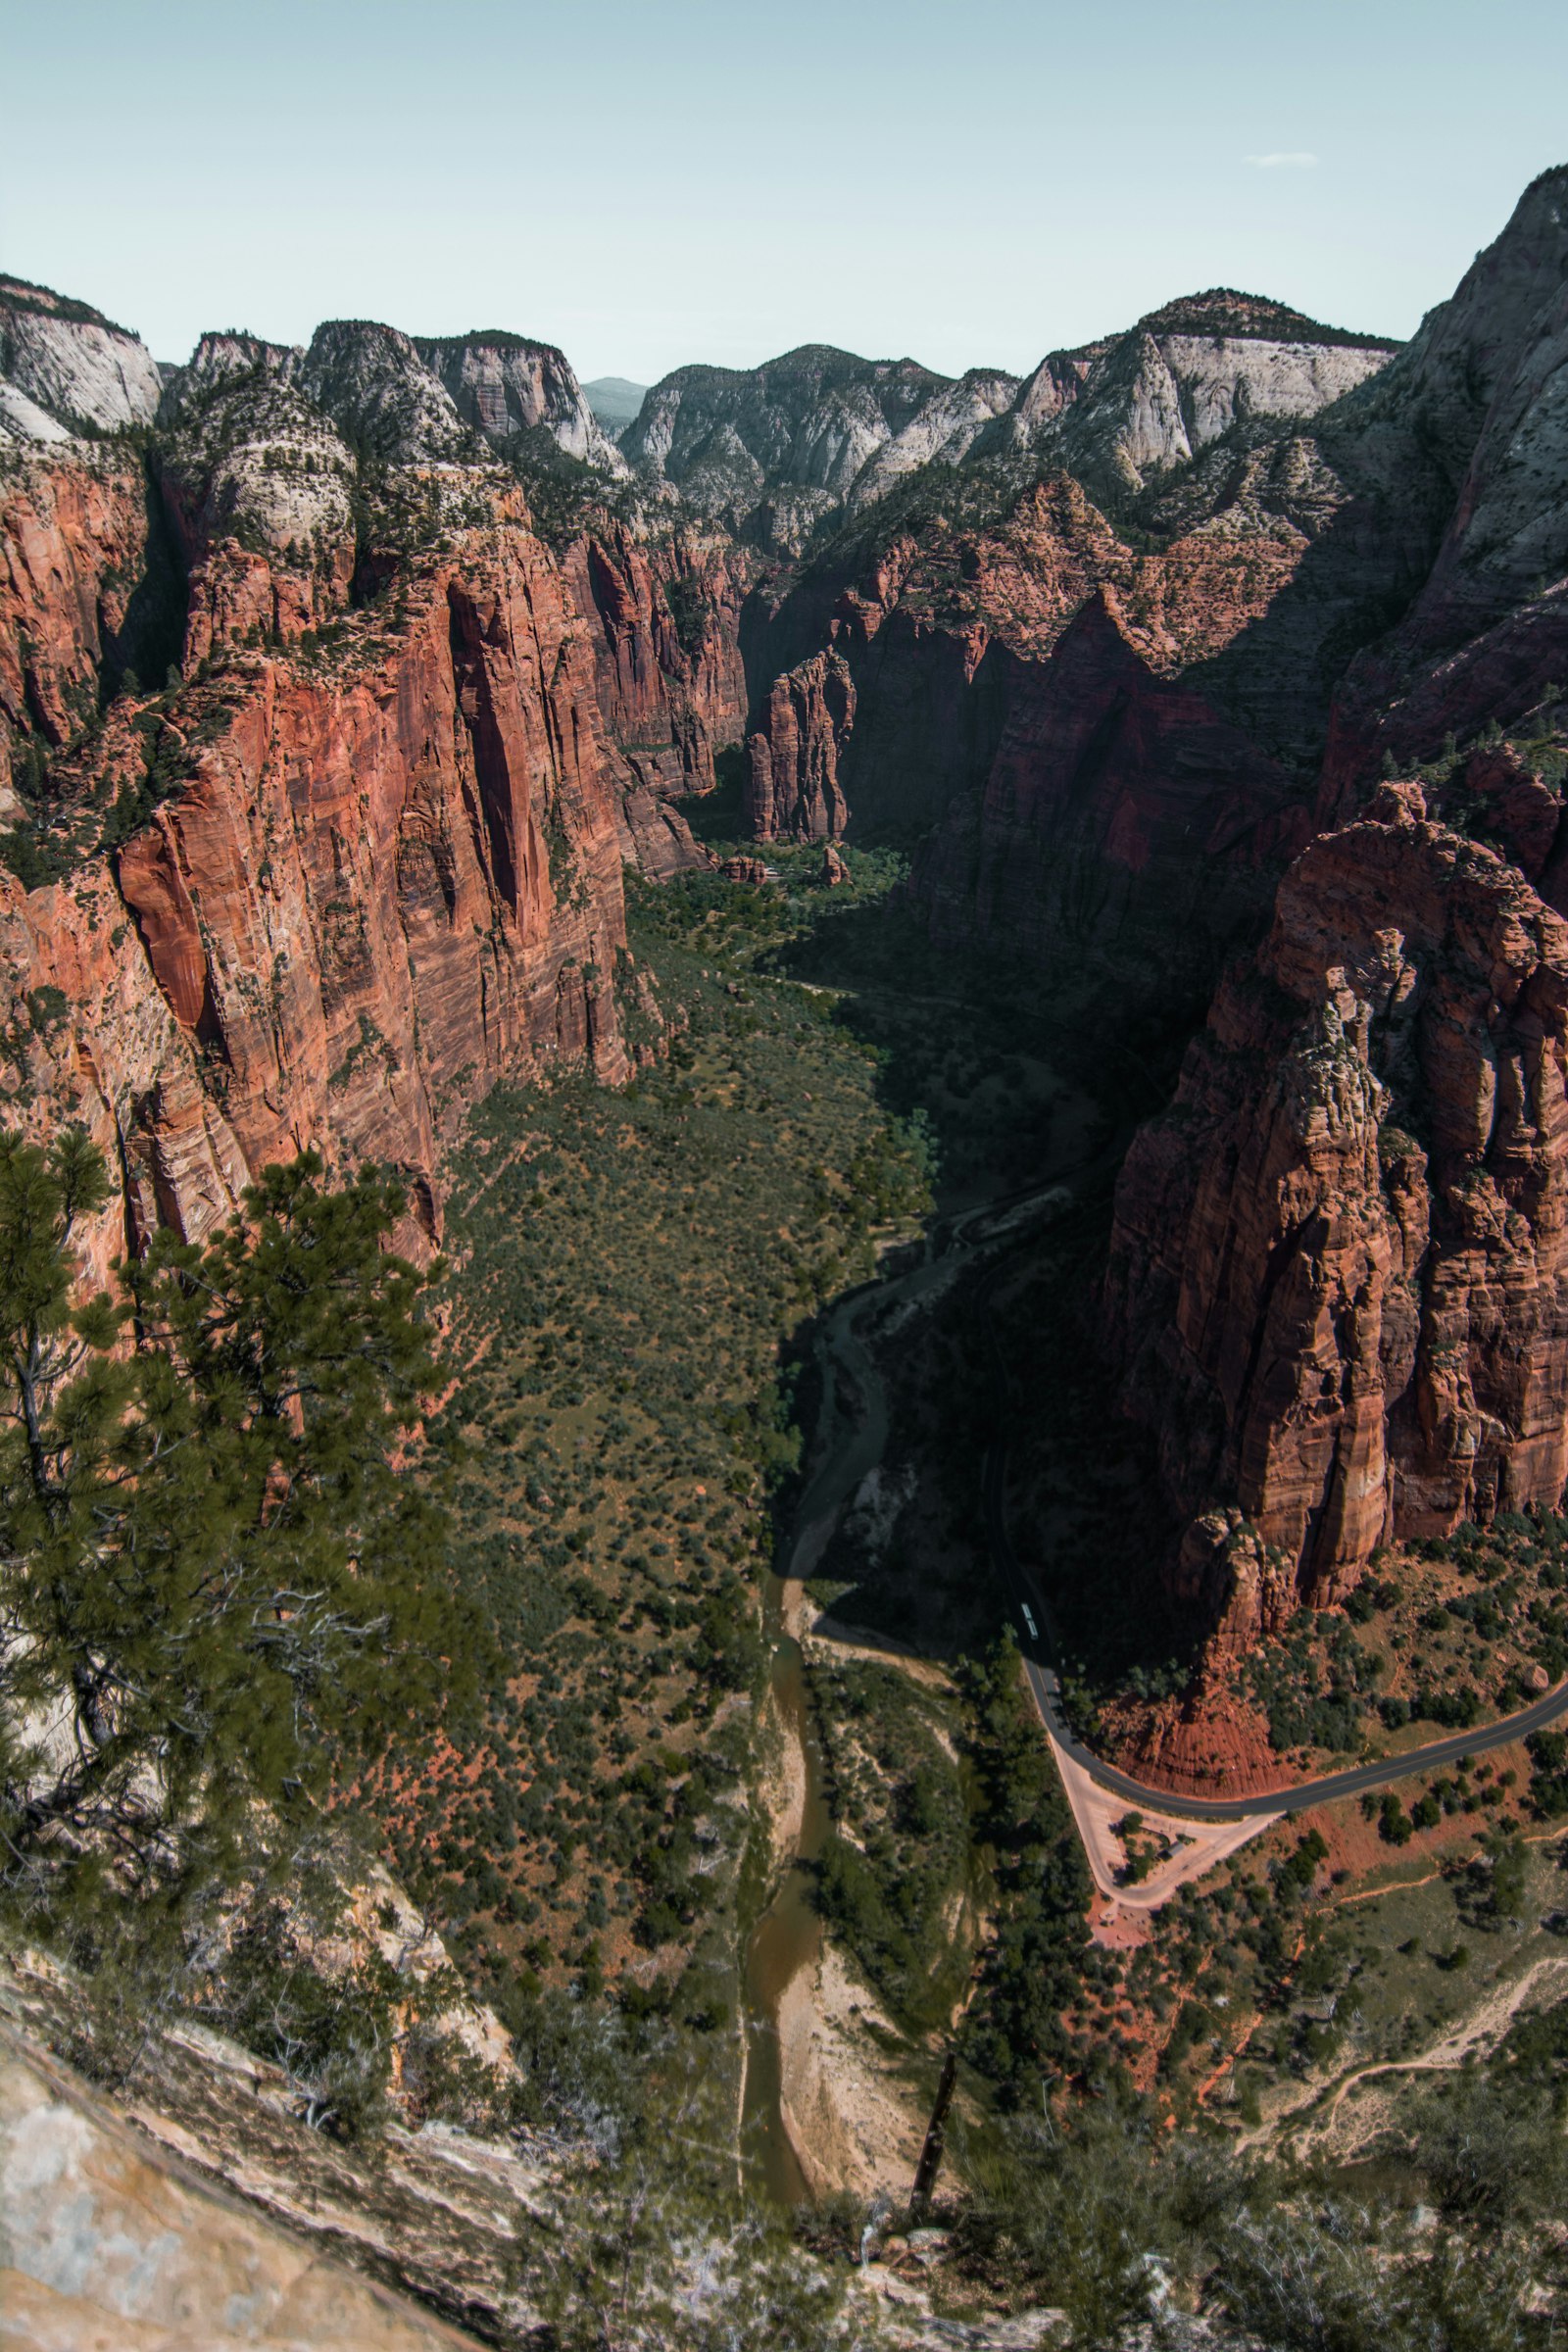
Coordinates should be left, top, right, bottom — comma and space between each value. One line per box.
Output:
4, 0, 1566, 386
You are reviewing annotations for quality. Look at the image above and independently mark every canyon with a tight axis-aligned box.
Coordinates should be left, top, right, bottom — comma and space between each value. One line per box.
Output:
5, 164, 1568, 1668
8, 148, 1568, 2348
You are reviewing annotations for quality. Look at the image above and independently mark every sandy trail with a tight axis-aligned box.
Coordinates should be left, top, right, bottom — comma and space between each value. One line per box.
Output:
1242, 1953, 1568, 2157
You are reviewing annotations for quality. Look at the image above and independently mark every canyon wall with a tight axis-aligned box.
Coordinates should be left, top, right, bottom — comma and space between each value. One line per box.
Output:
1105, 783, 1568, 1641
6, 171, 1568, 1621
0, 447, 160, 771
745, 649, 856, 840
564, 522, 749, 792
0, 279, 785, 1264
0, 311, 675, 1266
1102, 168, 1568, 1632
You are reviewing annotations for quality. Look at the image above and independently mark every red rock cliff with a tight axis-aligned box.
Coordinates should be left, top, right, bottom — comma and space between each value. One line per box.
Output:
1, 489, 640, 1263
912, 588, 1302, 963
1105, 784, 1568, 1639
745, 650, 856, 841
564, 522, 749, 794
1, 450, 155, 766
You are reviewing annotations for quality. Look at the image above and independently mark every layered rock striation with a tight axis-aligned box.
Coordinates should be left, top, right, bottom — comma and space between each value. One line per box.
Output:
1108, 786, 1568, 1639
1, 525, 638, 1265
0, 274, 163, 437
746, 650, 856, 840
1, 446, 165, 770
991, 290, 1396, 506
0, 330, 677, 1262
417, 331, 626, 470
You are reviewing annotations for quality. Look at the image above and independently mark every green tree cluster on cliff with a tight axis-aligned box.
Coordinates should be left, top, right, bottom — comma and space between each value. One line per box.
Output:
0, 1133, 467, 1942
961, 1632, 1093, 2101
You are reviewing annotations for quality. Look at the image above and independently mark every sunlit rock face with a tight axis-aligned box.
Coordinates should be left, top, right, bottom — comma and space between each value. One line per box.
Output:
1107, 790, 1568, 1624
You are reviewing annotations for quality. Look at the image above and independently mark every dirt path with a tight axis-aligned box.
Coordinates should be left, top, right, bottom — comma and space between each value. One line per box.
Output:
1239, 1952, 1568, 2157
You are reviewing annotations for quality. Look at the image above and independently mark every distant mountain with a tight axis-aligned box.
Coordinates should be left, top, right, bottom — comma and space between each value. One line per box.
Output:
583, 375, 648, 432
416, 333, 623, 468
988, 287, 1397, 505
619, 343, 1018, 548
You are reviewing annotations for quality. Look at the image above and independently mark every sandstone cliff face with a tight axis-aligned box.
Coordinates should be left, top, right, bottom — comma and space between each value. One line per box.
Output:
563, 522, 749, 790
1036, 324, 1393, 504
844, 368, 1020, 509
1, 266, 784, 1264
744, 443, 1374, 959
913, 589, 1299, 962
0, 275, 163, 436
0, 447, 155, 764
983, 291, 1395, 498
1078, 172, 1568, 1660
745, 651, 856, 840
417, 333, 625, 470
2, 414, 643, 1263
1106, 787, 1568, 1633
119, 548, 631, 1226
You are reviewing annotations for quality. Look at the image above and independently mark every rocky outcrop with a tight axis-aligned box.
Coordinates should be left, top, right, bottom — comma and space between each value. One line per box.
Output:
1106, 788, 1568, 1629
966, 291, 1396, 521
157, 339, 358, 654
1313, 166, 1568, 818
1006, 293, 1396, 504
416, 332, 624, 468
746, 650, 856, 839
845, 368, 1020, 508
299, 321, 478, 467
0, 2029, 484, 2351
621, 344, 1013, 545
0, 275, 163, 436
127, 548, 630, 1220
563, 522, 750, 791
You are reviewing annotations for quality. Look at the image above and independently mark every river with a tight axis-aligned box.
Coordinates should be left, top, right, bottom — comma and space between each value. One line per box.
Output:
735, 1187, 1072, 2201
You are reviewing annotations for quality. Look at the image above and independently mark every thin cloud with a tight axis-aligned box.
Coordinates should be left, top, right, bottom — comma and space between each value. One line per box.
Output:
1245, 151, 1319, 169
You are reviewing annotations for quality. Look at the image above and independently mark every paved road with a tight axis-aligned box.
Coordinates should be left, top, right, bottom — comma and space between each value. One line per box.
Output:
804, 1162, 1568, 1827
968, 1192, 1568, 1822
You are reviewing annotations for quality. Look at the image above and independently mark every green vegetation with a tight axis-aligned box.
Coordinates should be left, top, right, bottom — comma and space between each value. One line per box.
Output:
810, 1654, 975, 2032
960, 1635, 1094, 2102
0, 1136, 464, 1941
944, 2093, 1542, 2348
357, 859, 934, 2021
501, 422, 637, 551
0, 1135, 489, 2137
1247, 1612, 1382, 1755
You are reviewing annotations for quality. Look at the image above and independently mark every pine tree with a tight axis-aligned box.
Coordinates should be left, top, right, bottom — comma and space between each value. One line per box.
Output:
0, 1136, 471, 1937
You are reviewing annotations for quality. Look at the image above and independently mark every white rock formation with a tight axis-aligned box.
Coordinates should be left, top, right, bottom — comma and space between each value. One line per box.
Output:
418, 335, 627, 471
0, 277, 163, 435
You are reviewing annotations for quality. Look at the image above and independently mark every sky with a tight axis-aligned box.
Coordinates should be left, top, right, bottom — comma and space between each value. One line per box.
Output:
4, 0, 1567, 388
